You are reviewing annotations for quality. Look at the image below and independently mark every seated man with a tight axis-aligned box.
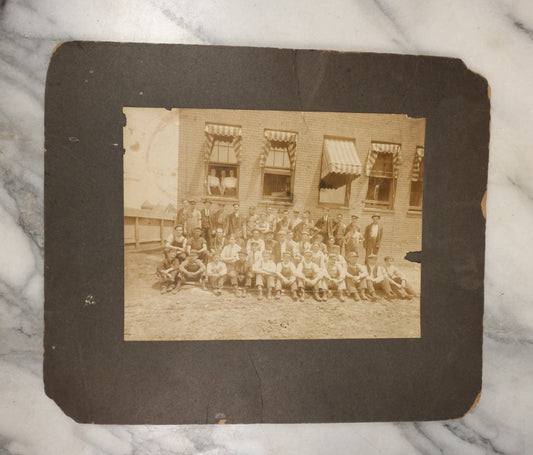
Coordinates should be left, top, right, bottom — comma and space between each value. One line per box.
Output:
209, 227, 226, 257
322, 252, 347, 302
275, 252, 298, 300
165, 224, 187, 263
246, 228, 265, 254
344, 251, 368, 301
156, 249, 180, 293
229, 249, 253, 297
365, 254, 394, 301
206, 253, 227, 296
310, 241, 325, 269
329, 244, 347, 270
187, 227, 208, 262
383, 256, 417, 299
176, 251, 207, 291
221, 235, 241, 271
296, 250, 324, 302
253, 249, 277, 299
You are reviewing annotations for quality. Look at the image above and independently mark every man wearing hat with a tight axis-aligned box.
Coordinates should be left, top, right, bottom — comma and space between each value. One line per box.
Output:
345, 251, 368, 301
315, 207, 335, 239
201, 199, 215, 247
246, 228, 265, 254
243, 205, 259, 240
363, 214, 383, 263
175, 199, 189, 233
322, 252, 347, 302
275, 252, 298, 300
213, 202, 226, 233
187, 199, 202, 235
365, 254, 394, 300
382, 256, 417, 299
176, 250, 207, 291
264, 230, 280, 262
225, 202, 243, 236
346, 214, 360, 233
296, 249, 324, 302
333, 213, 347, 249
187, 227, 208, 262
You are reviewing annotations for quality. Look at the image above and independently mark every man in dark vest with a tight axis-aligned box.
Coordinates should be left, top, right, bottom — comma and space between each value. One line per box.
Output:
201, 199, 215, 248
315, 207, 334, 240
363, 214, 383, 263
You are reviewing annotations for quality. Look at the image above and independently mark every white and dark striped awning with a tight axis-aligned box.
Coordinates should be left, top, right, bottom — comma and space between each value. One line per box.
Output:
260, 130, 298, 169
365, 142, 402, 178
411, 146, 424, 181
203, 123, 243, 162
320, 138, 362, 189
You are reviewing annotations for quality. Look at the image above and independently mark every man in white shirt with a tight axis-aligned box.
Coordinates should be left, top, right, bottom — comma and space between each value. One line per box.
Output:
246, 228, 265, 254
221, 235, 241, 272
206, 253, 227, 295
365, 254, 394, 301
363, 214, 383, 263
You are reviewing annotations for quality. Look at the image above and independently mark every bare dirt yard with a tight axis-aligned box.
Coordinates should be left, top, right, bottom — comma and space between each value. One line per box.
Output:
124, 248, 421, 341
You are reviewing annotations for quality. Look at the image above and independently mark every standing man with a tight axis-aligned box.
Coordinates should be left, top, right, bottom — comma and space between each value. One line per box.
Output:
187, 200, 202, 235
175, 199, 189, 233
225, 202, 243, 236
346, 214, 360, 233
315, 207, 334, 240
243, 205, 259, 240
333, 213, 347, 249
363, 214, 383, 263
201, 199, 215, 248
214, 202, 226, 234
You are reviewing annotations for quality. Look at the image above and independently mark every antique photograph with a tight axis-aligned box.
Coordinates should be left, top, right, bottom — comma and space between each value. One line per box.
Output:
123, 108, 424, 340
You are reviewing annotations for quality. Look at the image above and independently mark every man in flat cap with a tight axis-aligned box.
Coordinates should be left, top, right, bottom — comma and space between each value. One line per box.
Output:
363, 214, 383, 263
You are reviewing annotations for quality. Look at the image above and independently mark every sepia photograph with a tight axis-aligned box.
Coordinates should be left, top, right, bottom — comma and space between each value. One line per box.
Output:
123, 108, 424, 340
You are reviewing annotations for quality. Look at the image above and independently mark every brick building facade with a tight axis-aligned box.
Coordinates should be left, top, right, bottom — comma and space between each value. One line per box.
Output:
175, 109, 424, 260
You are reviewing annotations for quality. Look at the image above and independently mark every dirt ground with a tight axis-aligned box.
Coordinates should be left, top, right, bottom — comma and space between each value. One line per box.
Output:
124, 248, 421, 341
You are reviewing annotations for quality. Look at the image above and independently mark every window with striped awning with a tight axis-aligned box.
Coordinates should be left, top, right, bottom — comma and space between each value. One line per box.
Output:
409, 146, 424, 210
261, 130, 297, 202
202, 123, 243, 163
203, 123, 242, 199
318, 137, 361, 207
364, 142, 401, 210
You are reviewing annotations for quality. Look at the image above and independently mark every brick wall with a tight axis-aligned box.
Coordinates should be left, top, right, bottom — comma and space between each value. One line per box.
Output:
177, 109, 425, 260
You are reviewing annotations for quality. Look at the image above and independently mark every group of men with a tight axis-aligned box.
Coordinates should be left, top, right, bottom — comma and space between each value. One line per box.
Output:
157, 201, 417, 302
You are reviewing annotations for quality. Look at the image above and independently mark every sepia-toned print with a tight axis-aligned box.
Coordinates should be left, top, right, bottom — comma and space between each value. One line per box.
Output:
123, 108, 424, 340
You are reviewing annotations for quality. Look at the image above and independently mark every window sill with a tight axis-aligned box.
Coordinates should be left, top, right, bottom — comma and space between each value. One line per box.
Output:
317, 203, 350, 210
407, 209, 422, 216
204, 195, 240, 204
362, 207, 395, 215
259, 199, 294, 207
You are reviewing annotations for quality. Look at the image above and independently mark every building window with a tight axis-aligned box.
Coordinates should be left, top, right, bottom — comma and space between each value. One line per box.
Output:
409, 147, 424, 211
319, 137, 361, 207
261, 130, 297, 202
364, 142, 401, 210
203, 124, 242, 198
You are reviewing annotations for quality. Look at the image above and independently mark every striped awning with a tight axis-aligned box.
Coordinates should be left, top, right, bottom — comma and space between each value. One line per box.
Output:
365, 142, 401, 178
320, 138, 362, 189
411, 146, 424, 181
260, 130, 297, 169
203, 123, 243, 162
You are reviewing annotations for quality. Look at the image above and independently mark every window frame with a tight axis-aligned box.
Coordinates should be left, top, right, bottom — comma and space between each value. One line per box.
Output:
408, 156, 424, 211
364, 148, 398, 210
261, 137, 296, 204
205, 135, 240, 201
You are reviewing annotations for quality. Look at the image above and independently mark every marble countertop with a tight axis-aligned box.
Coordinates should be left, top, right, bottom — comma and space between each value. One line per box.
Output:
1, 0, 532, 453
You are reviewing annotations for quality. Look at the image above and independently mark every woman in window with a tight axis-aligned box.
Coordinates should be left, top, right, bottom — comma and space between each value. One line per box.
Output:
207, 168, 222, 195
222, 169, 237, 197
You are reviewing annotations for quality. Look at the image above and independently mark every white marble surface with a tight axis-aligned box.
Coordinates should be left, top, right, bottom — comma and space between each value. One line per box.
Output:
1, 0, 532, 453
